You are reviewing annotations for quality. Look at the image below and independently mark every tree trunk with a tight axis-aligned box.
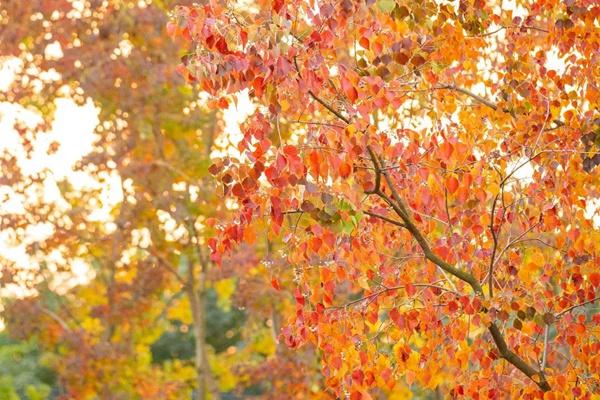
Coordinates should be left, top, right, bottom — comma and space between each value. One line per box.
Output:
187, 269, 220, 400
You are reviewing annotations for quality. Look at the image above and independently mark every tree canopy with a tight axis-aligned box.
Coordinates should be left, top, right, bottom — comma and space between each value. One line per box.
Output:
171, 0, 600, 397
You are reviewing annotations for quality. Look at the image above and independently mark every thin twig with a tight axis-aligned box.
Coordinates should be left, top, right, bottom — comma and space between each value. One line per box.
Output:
438, 84, 498, 110
291, 120, 345, 129
148, 247, 188, 287
364, 210, 406, 228
541, 324, 549, 370
444, 187, 453, 229
488, 169, 503, 297
293, 56, 351, 124
38, 305, 72, 332
467, 24, 549, 38
326, 283, 460, 310
556, 296, 600, 319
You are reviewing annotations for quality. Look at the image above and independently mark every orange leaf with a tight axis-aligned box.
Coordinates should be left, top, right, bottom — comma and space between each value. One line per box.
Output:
439, 142, 454, 161
271, 277, 281, 291
445, 175, 459, 193
590, 273, 600, 287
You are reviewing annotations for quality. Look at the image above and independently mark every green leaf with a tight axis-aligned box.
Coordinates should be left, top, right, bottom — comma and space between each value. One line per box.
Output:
377, 0, 396, 13
353, 212, 363, 225
340, 219, 355, 234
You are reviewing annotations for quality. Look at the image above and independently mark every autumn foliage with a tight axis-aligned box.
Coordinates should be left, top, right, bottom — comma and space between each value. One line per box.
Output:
170, 0, 600, 397
1, 0, 599, 398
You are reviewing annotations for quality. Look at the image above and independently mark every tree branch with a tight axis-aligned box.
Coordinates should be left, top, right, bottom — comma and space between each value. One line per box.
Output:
327, 283, 459, 310
439, 84, 498, 111
293, 56, 351, 124
365, 147, 483, 293
556, 296, 600, 319
307, 90, 350, 124
438, 85, 564, 131
291, 58, 552, 392
365, 147, 551, 392
468, 24, 549, 38
489, 323, 550, 391
364, 210, 406, 228
365, 145, 382, 195
541, 324, 549, 370
38, 305, 72, 332
488, 192, 500, 297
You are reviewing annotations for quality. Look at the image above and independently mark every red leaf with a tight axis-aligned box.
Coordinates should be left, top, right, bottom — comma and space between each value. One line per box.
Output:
208, 163, 221, 175
411, 54, 426, 67
273, 0, 284, 13
341, 77, 358, 103
448, 301, 458, 313
389, 308, 402, 327
271, 277, 281, 291
339, 162, 352, 178
366, 310, 378, 324
590, 273, 600, 287
434, 245, 450, 260
283, 145, 298, 157
294, 287, 305, 305
265, 165, 278, 183
252, 77, 265, 97
232, 183, 244, 197
472, 224, 484, 235
445, 175, 459, 193
242, 176, 256, 191
218, 97, 229, 109
215, 37, 229, 54
352, 369, 364, 385
394, 51, 409, 65
359, 37, 370, 49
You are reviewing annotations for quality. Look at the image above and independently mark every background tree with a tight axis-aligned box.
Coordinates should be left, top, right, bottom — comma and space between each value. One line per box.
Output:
1, 0, 211, 397
3, 1, 236, 399
1, 0, 328, 398
173, 0, 599, 397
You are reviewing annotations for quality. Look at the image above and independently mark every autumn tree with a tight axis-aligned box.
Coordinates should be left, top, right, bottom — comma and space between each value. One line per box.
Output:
172, 0, 600, 397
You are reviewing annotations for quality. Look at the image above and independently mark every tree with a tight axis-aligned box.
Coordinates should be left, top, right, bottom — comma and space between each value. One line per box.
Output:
172, 0, 599, 397
2, 1, 239, 398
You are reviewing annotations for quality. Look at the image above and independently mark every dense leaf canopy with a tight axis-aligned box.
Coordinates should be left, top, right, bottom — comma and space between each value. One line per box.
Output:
172, 0, 600, 397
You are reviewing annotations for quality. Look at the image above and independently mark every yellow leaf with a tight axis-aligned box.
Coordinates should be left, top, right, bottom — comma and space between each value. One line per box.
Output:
518, 261, 539, 283
167, 296, 193, 324
251, 330, 276, 356
395, 20, 409, 35
357, 276, 370, 290
81, 317, 103, 336
214, 278, 236, 311
488, 183, 500, 197
427, 174, 439, 193
347, 124, 357, 135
